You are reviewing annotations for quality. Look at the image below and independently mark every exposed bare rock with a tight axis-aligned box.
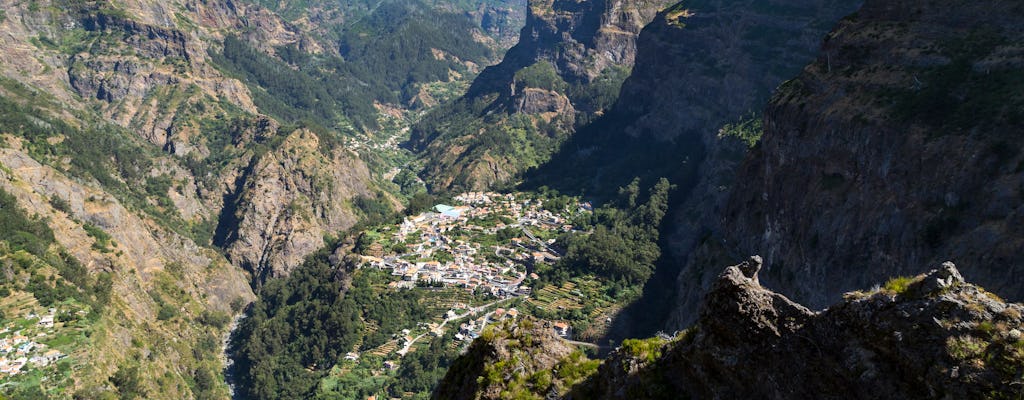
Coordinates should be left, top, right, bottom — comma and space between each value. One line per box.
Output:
221, 129, 373, 281
0, 146, 254, 395
411, 0, 673, 191
570, 260, 1024, 399
514, 87, 573, 115
721, 0, 1024, 311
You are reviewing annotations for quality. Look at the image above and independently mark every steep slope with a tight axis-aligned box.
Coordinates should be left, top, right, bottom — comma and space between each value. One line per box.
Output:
0, 0, 384, 278
0, 0, 498, 397
0, 97, 254, 397
716, 0, 1024, 313
409, 0, 673, 191
531, 0, 861, 195
517, 0, 859, 336
243, 0, 525, 47
219, 128, 376, 282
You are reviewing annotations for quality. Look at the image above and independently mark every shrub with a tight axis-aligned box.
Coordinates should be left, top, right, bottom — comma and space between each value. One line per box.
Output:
620, 337, 666, 363
157, 304, 178, 321
883, 276, 915, 295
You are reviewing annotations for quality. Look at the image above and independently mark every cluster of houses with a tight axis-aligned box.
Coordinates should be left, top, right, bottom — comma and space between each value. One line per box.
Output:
361, 192, 588, 297
454, 307, 521, 342
0, 309, 68, 376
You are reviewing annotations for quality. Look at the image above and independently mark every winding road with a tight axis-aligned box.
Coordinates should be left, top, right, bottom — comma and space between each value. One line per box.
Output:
397, 298, 515, 356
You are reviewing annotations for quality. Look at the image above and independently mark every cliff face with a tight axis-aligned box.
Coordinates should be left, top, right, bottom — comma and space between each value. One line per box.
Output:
221, 129, 373, 281
0, 140, 254, 397
0, 0, 386, 396
410, 0, 673, 191
517, 0, 860, 335
529, 0, 861, 191
507, 0, 666, 86
719, 0, 1024, 310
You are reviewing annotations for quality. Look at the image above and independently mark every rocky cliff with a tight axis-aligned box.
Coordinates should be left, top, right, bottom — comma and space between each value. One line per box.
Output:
0, 136, 254, 397
716, 0, 1024, 313
439, 258, 1024, 399
576, 258, 1024, 399
220, 128, 374, 282
410, 0, 673, 191
517, 0, 860, 336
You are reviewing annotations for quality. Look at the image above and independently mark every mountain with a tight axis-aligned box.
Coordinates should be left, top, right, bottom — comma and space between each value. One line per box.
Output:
244, 0, 526, 47
433, 0, 1024, 397
408, 0, 674, 191
528, 0, 861, 196
438, 258, 1024, 399
0, 0, 526, 397
519, 0, 860, 337
674, 0, 1024, 325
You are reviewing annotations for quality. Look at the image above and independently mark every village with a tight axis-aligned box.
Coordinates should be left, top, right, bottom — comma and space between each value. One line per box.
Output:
0, 308, 67, 377
358, 191, 590, 299
325, 192, 589, 384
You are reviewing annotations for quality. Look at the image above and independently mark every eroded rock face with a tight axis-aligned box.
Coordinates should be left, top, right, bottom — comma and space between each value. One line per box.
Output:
220, 129, 373, 282
411, 0, 673, 191
569, 260, 1024, 399
721, 0, 1024, 310
0, 146, 254, 397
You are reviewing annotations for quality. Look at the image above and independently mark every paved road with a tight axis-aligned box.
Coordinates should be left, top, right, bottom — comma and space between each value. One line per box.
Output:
560, 338, 606, 350
396, 298, 514, 356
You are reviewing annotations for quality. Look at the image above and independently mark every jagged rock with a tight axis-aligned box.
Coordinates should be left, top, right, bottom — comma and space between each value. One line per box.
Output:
737, 254, 762, 282
515, 88, 574, 115
411, 0, 674, 191
912, 261, 966, 296
447, 260, 1024, 399
434, 318, 578, 400
220, 129, 373, 281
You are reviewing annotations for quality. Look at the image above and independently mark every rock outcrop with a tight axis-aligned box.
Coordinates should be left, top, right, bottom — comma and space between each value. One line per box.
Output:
518, 0, 861, 335
433, 318, 583, 400
574, 259, 1024, 399
220, 129, 374, 281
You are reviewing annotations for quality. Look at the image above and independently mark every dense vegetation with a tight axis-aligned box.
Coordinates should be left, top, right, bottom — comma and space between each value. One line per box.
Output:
211, 35, 381, 131
555, 178, 673, 287
337, 0, 494, 101
231, 245, 434, 399
0, 188, 112, 317
212, 0, 495, 132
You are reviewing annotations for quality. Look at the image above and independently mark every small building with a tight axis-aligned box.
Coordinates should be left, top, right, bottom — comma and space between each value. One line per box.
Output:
553, 322, 570, 338
344, 352, 360, 361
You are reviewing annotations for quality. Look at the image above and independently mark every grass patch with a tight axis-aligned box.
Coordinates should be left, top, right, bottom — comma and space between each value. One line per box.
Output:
882, 276, 915, 295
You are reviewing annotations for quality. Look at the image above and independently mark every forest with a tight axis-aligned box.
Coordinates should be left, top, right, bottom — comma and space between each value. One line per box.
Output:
230, 245, 437, 399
